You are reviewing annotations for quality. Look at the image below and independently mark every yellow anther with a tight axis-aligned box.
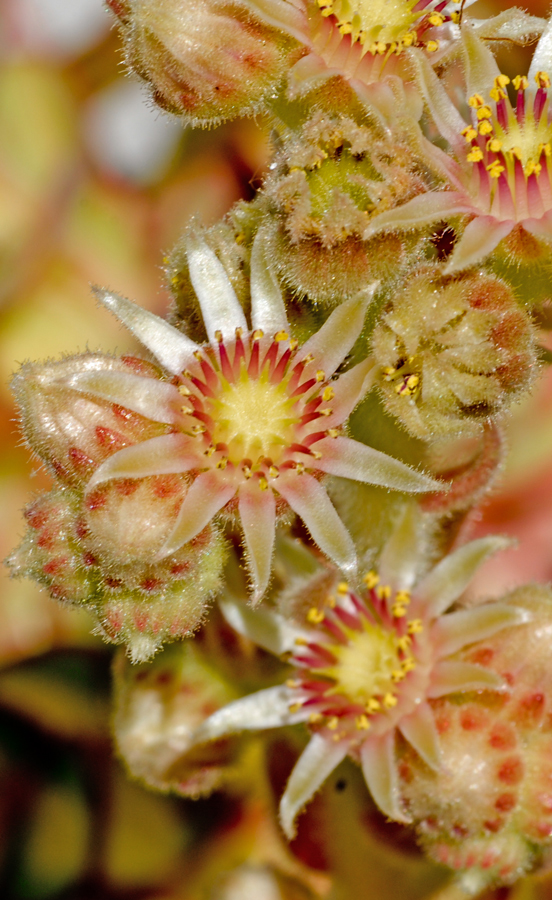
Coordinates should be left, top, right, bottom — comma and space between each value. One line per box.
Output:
391, 669, 406, 683
214, 329, 223, 343
289, 338, 299, 351
193, 349, 203, 360
258, 475, 269, 490
183, 370, 193, 379
295, 637, 308, 646
375, 41, 387, 54
467, 147, 484, 163
396, 635, 412, 651
316, 370, 326, 382
337, 581, 349, 594
468, 93, 485, 108
319, 408, 333, 417
512, 75, 528, 91
525, 160, 542, 177
450, 11, 460, 23
252, 329, 264, 341
511, 146, 523, 161
535, 71, 551, 89
286, 679, 299, 688
311, 450, 322, 460
377, 584, 391, 600
487, 161, 505, 178
478, 120, 493, 136
192, 424, 206, 434
205, 444, 216, 457
394, 590, 410, 606
383, 693, 398, 709
323, 386, 335, 401
402, 657, 416, 673
327, 717, 339, 731
426, 39, 439, 52
396, 374, 419, 395
476, 105, 492, 120
363, 571, 379, 589
242, 465, 252, 479
326, 428, 339, 438
295, 462, 305, 474
489, 88, 505, 102
235, 327, 243, 338
326, 595, 336, 608
392, 604, 407, 618
408, 619, 423, 634
269, 465, 280, 478
487, 138, 502, 153
216, 457, 228, 469
332, 732, 345, 742
307, 607, 325, 624
339, 21, 352, 33
309, 712, 323, 724
289, 702, 302, 713
495, 74, 510, 89
428, 12, 444, 25
356, 715, 371, 730
235, 232, 245, 244
402, 32, 415, 47
461, 126, 477, 142
366, 698, 381, 713
302, 353, 315, 364
274, 330, 289, 342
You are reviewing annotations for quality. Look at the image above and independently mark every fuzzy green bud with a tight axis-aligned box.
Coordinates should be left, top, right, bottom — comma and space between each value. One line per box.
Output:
372, 267, 537, 440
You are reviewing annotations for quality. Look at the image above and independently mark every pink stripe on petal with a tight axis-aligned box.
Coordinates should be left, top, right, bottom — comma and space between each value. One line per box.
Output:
87, 433, 199, 489
276, 471, 356, 572
238, 481, 276, 603
159, 469, 237, 556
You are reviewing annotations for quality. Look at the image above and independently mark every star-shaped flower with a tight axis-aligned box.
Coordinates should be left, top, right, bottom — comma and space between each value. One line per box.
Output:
181, 508, 529, 836
20, 231, 439, 604
364, 20, 552, 271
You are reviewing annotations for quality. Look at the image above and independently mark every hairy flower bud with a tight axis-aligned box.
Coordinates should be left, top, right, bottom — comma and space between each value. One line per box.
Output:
262, 112, 429, 305
109, 0, 298, 126
372, 268, 537, 440
8, 487, 227, 663
399, 585, 552, 888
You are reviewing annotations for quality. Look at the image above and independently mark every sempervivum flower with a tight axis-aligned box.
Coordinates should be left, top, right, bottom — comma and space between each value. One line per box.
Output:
179, 508, 528, 837
364, 21, 552, 272
13, 231, 440, 607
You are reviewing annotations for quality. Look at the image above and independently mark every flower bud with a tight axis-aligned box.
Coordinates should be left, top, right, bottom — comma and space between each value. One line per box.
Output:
372, 267, 537, 440
12, 354, 166, 488
110, 0, 298, 126
262, 112, 429, 306
8, 487, 228, 663
399, 585, 552, 887
114, 641, 240, 795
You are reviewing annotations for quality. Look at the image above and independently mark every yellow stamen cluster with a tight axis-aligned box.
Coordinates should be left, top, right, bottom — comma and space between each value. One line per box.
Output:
382, 359, 420, 398
315, 0, 443, 58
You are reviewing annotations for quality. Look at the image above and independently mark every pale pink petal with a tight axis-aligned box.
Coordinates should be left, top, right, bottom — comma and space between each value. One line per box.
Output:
87, 433, 199, 489
238, 480, 276, 603
299, 287, 377, 377
62, 370, 184, 425
190, 685, 310, 749
277, 472, 356, 573
218, 596, 310, 655
428, 661, 505, 698
522, 215, 552, 243
288, 54, 333, 97
528, 17, 552, 82
411, 50, 469, 158
461, 23, 501, 100
360, 732, 409, 823
250, 229, 289, 335
280, 733, 348, 839
398, 703, 440, 771
239, 0, 308, 42
315, 436, 443, 493
444, 217, 514, 274
186, 232, 248, 342
432, 603, 531, 657
415, 536, 511, 619
378, 504, 423, 592
351, 78, 412, 130
159, 469, 237, 556
93, 287, 197, 376
325, 357, 376, 425
364, 192, 476, 239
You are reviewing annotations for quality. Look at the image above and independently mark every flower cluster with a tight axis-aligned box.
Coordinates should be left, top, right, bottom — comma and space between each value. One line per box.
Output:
9, 0, 552, 891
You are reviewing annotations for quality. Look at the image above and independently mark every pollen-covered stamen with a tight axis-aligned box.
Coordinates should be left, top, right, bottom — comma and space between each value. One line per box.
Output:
382, 358, 421, 398
314, 0, 453, 64
462, 72, 552, 218
175, 330, 341, 480
287, 577, 427, 743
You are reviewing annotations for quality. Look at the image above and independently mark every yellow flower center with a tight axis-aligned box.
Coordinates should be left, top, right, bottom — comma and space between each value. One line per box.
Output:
316, 0, 443, 55
321, 623, 403, 705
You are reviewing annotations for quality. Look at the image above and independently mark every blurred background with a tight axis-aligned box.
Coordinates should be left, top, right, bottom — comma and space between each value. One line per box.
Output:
1, 0, 552, 898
